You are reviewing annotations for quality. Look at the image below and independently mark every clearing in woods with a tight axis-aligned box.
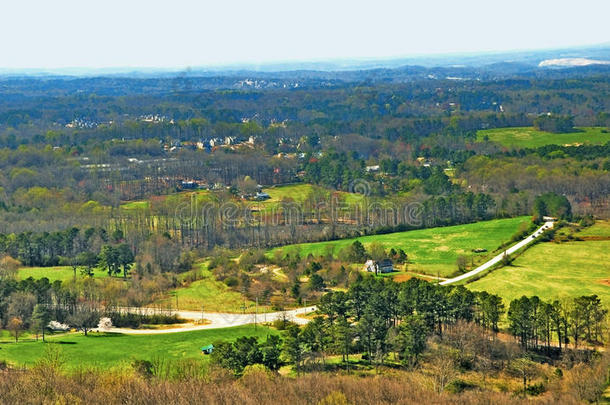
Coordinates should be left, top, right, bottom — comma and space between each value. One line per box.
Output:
476, 126, 610, 148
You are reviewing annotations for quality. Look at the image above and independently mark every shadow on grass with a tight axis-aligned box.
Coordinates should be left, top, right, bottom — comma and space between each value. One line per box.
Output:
80, 333, 124, 338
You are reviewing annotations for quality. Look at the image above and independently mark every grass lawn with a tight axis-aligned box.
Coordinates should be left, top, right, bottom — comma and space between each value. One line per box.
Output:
467, 240, 610, 303
0, 325, 277, 370
17, 266, 109, 282
477, 127, 610, 148
576, 220, 610, 237
120, 200, 150, 210
120, 189, 213, 211
259, 183, 366, 211
269, 217, 530, 277
265, 184, 318, 202
153, 263, 269, 313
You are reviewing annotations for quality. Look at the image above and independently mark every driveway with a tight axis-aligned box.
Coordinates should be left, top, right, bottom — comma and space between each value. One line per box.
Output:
439, 221, 554, 286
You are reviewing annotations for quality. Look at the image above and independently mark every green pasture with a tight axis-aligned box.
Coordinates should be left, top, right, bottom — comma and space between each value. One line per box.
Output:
576, 220, 610, 237
17, 266, 109, 282
477, 127, 610, 148
269, 217, 530, 277
153, 263, 268, 313
467, 240, 610, 303
0, 325, 276, 370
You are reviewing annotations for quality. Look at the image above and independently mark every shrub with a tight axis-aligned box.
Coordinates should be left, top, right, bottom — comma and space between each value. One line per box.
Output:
445, 379, 477, 394
109, 312, 186, 328
271, 318, 298, 330
525, 382, 546, 396
224, 277, 239, 287
132, 359, 154, 378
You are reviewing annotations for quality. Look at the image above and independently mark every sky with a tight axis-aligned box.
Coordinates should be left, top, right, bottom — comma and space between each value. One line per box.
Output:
1, 0, 609, 69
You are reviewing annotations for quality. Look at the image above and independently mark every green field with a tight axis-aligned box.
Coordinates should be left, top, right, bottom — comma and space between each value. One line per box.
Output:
477, 127, 610, 148
467, 240, 610, 303
17, 266, 109, 282
576, 220, 610, 237
120, 200, 150, 210
0, 325, 276, 370
258, 184, 365, 213
153, 263, 267, 313
269, 217, 530, 277
265, 184, 317, 202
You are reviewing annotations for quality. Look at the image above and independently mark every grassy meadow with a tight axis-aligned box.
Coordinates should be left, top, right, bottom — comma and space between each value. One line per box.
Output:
152, 262, 269, 313
576, 219, 610, 237
0, 325, 276, 370
467, 240, 610, 303
17, 266, 109, 282
477, 126, 610, 148
257, 183, 366, 214
269, 217, 530, 277
120, 200, 150, 210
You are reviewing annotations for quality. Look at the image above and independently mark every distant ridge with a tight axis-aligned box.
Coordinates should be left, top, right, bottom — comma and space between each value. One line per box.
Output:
1, 43, 609, 78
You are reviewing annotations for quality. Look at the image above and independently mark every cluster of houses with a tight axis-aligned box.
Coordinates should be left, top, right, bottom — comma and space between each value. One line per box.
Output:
177, 180, 271, 202
163, 136, 259, 153
177, 180, 228, 191
138, 114, 171, 123
65, 118, 102, 129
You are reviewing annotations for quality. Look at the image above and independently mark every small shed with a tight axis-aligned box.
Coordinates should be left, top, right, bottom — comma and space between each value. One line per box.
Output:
201, 344, 214, 355
377, 259, 394, 274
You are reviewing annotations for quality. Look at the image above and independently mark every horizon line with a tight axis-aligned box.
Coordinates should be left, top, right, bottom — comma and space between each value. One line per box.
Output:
1, 42, 609, 76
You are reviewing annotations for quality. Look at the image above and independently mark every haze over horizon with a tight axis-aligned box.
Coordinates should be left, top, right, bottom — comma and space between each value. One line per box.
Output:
2, 0, 609, 70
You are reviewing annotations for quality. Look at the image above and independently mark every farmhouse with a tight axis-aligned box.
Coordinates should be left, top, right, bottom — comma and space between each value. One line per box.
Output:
363, 259, 394, 274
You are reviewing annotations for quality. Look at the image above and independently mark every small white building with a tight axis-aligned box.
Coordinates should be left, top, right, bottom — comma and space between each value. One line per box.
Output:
363, 259, 394, 274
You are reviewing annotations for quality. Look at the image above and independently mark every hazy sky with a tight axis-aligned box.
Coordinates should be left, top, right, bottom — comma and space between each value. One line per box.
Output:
1, 0, 608, 69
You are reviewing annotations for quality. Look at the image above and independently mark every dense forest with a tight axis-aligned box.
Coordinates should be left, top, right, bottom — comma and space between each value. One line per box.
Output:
0, 70, 607, 244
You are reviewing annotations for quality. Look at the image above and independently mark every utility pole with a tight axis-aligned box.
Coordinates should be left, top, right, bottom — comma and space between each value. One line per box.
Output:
264, 306, 268, 337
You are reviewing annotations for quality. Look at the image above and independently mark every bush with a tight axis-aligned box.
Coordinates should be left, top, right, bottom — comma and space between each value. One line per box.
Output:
132, 359, 154, 378
271, 318, 298, 330
525, 382, 546, 396
224, 277, 238, 287
445, 379, 477, 394
579, 215, 595, 227
109, 312, 186, 328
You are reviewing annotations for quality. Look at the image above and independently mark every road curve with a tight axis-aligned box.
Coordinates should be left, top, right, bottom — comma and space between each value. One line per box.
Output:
98, 222, 552, 333
101, 306, 318, 334
439, 221, 554, 286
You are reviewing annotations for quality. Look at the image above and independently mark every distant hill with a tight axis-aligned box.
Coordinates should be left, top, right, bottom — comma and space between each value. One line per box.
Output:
1, 44, 609, 79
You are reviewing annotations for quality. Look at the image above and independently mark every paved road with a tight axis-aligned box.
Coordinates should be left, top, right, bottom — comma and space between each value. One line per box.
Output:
98, 222, 552, 334
100, 306, 318, 334
439, 221, 554, 286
